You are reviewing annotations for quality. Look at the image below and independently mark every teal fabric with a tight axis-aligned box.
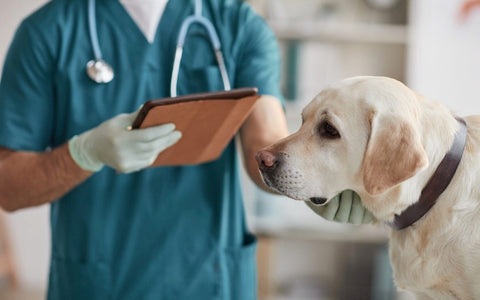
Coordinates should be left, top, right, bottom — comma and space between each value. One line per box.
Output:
0, 0, 283, 299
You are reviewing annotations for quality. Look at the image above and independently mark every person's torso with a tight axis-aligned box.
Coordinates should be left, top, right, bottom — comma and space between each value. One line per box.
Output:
27, 0, 258, 298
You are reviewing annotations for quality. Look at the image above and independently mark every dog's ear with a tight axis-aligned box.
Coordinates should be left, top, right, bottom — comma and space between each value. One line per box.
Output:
362, 114, 428, 195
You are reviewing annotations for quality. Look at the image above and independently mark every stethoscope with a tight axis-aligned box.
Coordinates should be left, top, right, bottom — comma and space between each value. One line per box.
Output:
86, 0, 231, 97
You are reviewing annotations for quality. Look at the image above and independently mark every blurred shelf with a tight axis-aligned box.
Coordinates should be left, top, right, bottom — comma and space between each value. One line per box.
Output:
270, 21, 409, 44
251, 218, 389, 244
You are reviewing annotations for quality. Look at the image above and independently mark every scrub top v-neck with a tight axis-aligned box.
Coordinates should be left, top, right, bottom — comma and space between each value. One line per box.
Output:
106, 0, 167, 45
119, 0, 168, 43
0, 0, 284, 299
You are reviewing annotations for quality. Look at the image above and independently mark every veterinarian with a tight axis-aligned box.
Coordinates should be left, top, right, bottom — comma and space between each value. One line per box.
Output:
0, 0, 370, 298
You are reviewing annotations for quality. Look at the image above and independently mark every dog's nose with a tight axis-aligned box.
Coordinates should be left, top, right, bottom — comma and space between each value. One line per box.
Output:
255, 150, 279, 172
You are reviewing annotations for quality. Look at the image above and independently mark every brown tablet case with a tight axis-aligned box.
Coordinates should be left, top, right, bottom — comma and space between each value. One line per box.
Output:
131, 87, 260, 166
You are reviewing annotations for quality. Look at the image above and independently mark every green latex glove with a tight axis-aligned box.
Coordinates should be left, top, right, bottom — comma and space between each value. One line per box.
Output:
68, 110, 182, 173
306, 190, 375, 225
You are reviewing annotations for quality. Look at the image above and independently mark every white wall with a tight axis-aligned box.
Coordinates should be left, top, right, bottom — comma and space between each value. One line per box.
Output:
0, 0, 50, 291
407, 0, 480, 116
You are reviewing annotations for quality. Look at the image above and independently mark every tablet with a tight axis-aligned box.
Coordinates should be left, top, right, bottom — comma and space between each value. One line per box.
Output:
131, 87, 260, 166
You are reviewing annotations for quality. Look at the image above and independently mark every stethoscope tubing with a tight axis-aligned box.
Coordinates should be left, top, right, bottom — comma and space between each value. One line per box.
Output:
88, 0, 102, 60
87, 0, 231, 95
170, 0, 231, 96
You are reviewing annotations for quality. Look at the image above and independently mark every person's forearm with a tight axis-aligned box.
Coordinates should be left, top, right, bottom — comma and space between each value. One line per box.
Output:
240, 95, 289, 192
0, 144, 92, 211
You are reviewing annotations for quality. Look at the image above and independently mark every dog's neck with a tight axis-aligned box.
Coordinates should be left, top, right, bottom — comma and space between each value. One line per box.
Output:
387, 118, 467, 230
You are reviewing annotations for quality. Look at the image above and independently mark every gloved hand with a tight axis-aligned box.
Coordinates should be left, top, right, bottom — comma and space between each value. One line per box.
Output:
68, 110, 182, 173
306, 190, 375, 225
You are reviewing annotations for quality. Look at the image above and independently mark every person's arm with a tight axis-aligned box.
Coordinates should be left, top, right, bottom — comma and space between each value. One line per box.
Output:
0, 17, 182, 212
0, 110, 181, 212
239, 95, 289, 191
0, 145, 92, 212
233, 6, 289, 191
0, 18, 87, 211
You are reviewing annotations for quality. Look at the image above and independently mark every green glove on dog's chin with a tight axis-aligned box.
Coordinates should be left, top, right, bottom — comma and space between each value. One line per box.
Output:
306, 190, 375, 225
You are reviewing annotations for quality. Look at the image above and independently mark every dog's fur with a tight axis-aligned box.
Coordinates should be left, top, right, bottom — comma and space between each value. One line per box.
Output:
256, 76, 480, 300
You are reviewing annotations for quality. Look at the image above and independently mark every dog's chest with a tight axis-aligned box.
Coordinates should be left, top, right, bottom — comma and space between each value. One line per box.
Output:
390, 239, 446, 291
389, 228, 480, 299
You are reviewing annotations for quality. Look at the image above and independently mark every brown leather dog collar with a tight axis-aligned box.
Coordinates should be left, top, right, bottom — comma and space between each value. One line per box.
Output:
389, 117, 467, 230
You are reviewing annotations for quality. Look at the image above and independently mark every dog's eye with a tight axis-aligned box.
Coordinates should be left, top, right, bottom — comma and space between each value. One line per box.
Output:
318, 121, 340, 139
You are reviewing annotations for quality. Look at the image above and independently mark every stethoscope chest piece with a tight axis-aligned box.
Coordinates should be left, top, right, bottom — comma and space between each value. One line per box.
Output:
86, 59, 114, 83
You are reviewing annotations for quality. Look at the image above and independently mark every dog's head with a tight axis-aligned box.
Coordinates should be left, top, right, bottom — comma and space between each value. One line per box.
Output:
256, 76, 429, 217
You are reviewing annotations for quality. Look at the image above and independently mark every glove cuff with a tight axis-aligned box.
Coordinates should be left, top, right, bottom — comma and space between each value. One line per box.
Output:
68, 135, 104, 172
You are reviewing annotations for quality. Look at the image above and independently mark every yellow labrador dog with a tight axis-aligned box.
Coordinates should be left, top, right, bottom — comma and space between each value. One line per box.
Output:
256, 76, 480, 300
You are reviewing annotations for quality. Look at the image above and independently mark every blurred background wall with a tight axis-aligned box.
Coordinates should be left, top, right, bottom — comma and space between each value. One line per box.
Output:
1, 0, 480, 299
408, 0, 480, 116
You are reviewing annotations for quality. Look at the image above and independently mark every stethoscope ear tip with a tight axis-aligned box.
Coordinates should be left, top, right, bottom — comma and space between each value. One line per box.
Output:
86, 59, 114, 83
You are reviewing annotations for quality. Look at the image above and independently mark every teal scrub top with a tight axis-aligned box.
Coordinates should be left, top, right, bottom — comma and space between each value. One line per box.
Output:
0, 0, 283, 299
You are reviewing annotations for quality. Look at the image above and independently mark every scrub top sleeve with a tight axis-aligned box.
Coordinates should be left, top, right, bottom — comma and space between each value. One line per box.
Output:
234, 9, 284, 106
0, 20, 55, 151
